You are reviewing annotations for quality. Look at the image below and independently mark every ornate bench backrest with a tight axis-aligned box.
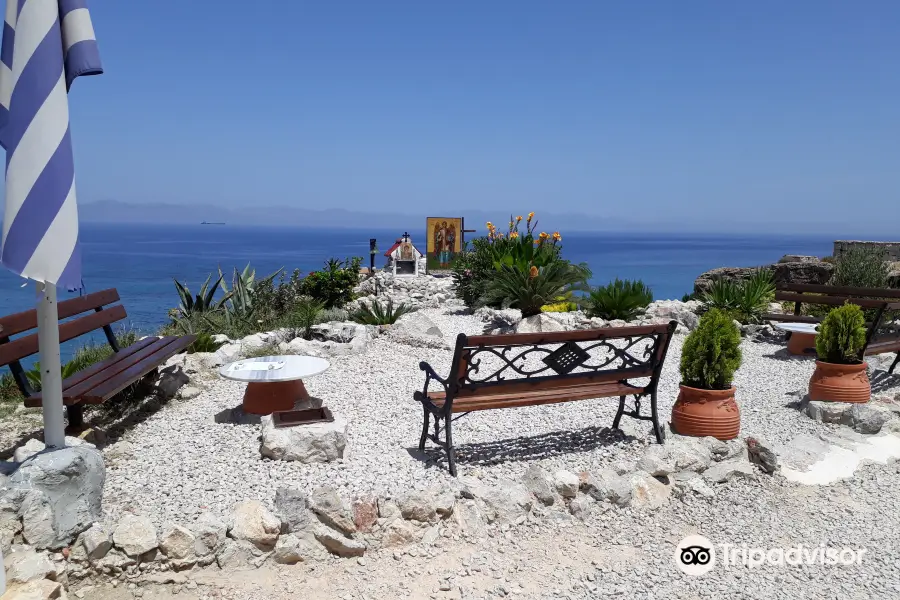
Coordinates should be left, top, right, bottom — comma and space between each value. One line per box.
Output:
449, 322, 678, 397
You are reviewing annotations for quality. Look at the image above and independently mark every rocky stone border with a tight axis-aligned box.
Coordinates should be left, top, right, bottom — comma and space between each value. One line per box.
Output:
1, 433, 772, 597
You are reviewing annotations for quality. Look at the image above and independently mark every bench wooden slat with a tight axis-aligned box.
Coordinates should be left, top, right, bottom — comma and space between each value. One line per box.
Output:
24, 337, 163, 406
0, 305, 127, 367
455, 367, 654, 397
774, 292, 897, 310
79, 335, 196, 403
465, 322, 672, 348
763, 314, 821, 324
429, 381, 645, 412
0, 288, 120, 339
779, 283, 900, 299
866, 339, 900, 354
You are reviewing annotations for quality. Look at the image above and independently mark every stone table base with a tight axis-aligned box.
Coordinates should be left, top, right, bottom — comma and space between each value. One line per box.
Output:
242, 380, 310, 415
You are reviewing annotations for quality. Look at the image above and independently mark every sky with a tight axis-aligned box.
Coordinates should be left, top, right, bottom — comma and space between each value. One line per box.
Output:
53, 1, 900, 231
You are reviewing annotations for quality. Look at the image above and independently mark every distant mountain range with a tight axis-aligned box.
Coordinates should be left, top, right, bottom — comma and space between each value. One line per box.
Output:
78, 200, 640, 233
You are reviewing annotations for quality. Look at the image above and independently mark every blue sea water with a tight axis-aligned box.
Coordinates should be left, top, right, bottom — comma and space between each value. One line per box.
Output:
0, 223, 837, 362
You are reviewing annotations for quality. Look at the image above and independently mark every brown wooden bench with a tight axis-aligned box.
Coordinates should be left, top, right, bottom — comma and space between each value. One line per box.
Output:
763, 283, 900, 373
414, 322, 678, 475
0, 289, 196, 429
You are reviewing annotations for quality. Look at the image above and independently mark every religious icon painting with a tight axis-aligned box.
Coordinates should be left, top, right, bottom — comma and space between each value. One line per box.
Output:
425, 217, 463, 273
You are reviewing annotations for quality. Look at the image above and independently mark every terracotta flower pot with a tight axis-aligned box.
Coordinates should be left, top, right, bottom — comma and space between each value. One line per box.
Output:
808, 361, 870, 403
671, 384, 740, 441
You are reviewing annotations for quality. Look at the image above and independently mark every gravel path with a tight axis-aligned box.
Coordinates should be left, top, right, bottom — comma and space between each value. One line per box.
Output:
101, 306, 876, 526
86, 460, 900, 600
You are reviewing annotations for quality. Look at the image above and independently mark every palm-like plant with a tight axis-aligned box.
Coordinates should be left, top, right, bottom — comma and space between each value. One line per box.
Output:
174, 274, 229, 317
291, 296, 325, 340
482, 261, 591, 318
351, 299, 416, 325
700, 269, 774, 324
585, 279, 654, 320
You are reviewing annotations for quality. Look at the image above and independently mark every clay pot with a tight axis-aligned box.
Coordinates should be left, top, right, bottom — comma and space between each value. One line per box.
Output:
671, 385, 740, 441
808, 361, 870, 403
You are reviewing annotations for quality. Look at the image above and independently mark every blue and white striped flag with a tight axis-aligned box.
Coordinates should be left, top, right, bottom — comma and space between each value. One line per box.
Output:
0, 0, 101, 288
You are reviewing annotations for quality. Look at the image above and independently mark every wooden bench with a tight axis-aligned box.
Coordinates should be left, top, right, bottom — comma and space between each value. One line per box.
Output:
763, 283, 900, 373
414, 322, 678, 475
0, 289, 196, 429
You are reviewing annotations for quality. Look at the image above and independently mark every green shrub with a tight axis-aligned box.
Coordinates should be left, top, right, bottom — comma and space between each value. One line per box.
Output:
451, 239, 496, 309
300, 258, 362, 309
815, 303, 867, 364
701, 269, 775, 324
482, 261, 591, 318
351, 299, 415, 325
831, 246, 891, 289
187, 332, 224, 354
680, 308, 742, 390
585, 279, 653, 321
173, 274, 229, 318
284, 296, 325, 340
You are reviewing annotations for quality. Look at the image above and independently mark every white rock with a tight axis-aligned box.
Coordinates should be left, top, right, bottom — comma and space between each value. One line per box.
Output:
516, 314, 565, 333
13, 439, 46, 463
259, 415, 348, 463
112, 514, 158, 557
178, 385, 202, 400
6, 446, 104, 550
191, 512, 227, 556
4, 547, 56, 584
80, 524, 112, 561
553, 470, 580, 499
228, 500, 281, 551
313, 525, 366, 557
159, 524, 196, 559
388, 312, 449, 349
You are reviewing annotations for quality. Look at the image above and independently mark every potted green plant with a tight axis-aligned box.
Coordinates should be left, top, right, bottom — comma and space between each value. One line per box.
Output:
671, 308, 742, 440
808, 303, 870, 403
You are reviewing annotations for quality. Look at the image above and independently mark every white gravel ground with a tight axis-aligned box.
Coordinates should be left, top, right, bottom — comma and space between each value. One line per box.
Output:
100, 305, 881, 526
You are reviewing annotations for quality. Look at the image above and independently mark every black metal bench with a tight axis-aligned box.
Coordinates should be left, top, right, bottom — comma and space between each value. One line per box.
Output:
0, 289, 196, 429
414, 322, 678, 475
763, 283, 900, 373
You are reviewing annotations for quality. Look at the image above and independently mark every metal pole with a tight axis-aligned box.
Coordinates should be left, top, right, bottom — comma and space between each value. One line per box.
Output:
36, 281, 66, 449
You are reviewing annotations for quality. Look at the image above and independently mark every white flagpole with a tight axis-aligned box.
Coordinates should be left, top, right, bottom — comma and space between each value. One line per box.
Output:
36, 281, 66, 449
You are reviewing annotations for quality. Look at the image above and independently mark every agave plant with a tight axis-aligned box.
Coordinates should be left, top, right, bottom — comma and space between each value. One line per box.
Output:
174, 274, 229, 317
482, 261, 591, 318
701, 269, 774, 324
218, 263, 282, 297
351, 299, 416, 325
585, 279, 654, 320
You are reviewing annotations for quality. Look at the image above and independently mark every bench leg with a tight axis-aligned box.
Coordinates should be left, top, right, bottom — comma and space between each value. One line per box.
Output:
445, 417, 457, 477
67, 404, 84, 430
890, 353, 900, 374
612, 396, 626, 430
650, 391, 664, 444
418, 405, 430, 451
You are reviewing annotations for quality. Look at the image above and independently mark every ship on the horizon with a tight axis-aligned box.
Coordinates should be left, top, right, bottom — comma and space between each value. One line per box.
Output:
201, 221, 226, 225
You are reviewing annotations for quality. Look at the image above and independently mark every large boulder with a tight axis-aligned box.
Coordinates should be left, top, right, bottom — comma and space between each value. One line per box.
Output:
274, 487, 314, 534
5, 446, 104, 550
3, 546, 56, 584
259, 415, 348, 463
643, 300, 701, 331
308, 487, 356, 535
693, 266, 760, 294
388, 312, 448, 349
772, 260, 833, 287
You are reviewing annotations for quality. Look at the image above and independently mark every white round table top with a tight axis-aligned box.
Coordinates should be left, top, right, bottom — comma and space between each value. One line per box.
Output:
773, 322, 820, 335
219, 355, 330, 383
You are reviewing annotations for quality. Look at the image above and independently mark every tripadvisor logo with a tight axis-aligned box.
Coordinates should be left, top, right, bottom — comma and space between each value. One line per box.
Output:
675, 536, 867, 575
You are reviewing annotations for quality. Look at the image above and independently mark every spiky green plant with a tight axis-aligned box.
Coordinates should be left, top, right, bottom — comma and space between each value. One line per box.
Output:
585, 279, 654, 321
815, 303, 867, 364
680, 308, 743, 390
700, 269, 775, 324
218, 263, 282, 297
174, 274, 229, 317
351, 299, 416, 325
482, 261, 591, 318
289, 296, 325, 340
188, 332, 225, 354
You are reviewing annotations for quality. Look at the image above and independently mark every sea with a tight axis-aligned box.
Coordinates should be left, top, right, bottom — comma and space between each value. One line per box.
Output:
0, 223, 839, 363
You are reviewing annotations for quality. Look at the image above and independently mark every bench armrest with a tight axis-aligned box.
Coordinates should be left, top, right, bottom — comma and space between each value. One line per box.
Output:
417, 361, 449, 399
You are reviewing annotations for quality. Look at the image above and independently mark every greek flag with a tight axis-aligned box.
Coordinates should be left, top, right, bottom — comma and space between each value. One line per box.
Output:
0, 0, 102, 288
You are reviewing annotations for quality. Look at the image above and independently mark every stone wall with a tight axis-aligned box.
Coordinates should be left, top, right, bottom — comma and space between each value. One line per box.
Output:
834, 241, 900, 261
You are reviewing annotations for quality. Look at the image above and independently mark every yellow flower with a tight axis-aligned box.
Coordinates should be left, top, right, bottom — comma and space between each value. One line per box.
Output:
486, 221, 494, 229
527, 212, 535, 222
516, 215, 523, 222
539, 232, 549, 239
510, 232, 519, 239
552, 232, 562, 241
529, 266, 539, 279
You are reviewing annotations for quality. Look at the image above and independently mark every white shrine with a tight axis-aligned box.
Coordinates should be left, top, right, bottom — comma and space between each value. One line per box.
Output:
384, 232, 423, 276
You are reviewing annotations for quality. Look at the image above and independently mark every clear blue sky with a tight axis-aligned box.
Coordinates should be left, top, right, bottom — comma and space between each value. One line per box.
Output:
64, 1, 899, 231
